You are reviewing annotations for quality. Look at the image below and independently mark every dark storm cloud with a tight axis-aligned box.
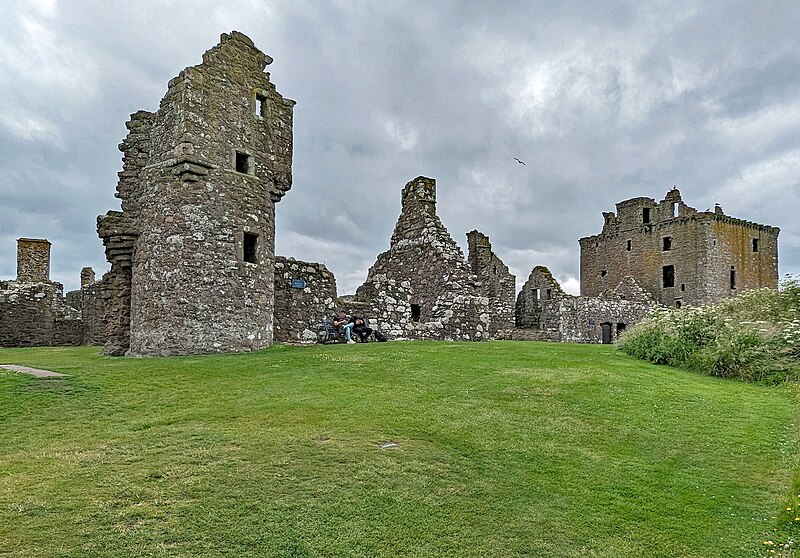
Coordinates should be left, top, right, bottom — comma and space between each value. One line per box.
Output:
1, 0, 798, 296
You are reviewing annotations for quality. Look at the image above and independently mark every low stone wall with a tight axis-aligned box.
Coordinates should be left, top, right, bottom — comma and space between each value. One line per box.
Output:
0, 281, 56, 347
273, 257, 338, 344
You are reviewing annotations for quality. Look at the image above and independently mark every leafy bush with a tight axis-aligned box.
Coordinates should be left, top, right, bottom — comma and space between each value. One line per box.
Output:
619, 276, 800, 383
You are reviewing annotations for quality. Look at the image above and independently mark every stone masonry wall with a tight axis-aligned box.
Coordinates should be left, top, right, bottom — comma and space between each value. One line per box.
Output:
515, 266, 654, 343
16, 238, 51, 283
0, 281, 56, 347
467, 230, 516, 337
355, 176, 490, 341
273, 256, 338, 344
97, 31, 295, 356
580, 188, 779, 307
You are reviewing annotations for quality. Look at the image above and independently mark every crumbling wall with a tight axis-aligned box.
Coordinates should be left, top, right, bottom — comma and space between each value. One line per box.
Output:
355, 176, 490, 341
273, 257, 338, 344
0, 281, 56, 347
467, 230, 516, 337
515, 267, 654, 343
16, 238, 51, 283
579, 188, 779, 307
96, 31, 295, 356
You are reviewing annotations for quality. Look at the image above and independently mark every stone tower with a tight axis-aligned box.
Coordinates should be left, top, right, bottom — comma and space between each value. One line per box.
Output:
16, 238, 51, 283
97, 31, 295, 356
579, 188, 780, 307
466, 230, 516, 335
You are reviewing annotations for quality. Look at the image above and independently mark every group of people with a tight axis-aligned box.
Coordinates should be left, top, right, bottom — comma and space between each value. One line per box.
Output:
332, 309, 373, 344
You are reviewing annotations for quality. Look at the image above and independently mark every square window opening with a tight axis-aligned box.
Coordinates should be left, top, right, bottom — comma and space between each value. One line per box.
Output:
255, 93, 267, 117
663, 236, 672, 251
243, 232, 258, 264
235, 151, 250, 174
600, 270, 607, 278
662, 265, 675, 288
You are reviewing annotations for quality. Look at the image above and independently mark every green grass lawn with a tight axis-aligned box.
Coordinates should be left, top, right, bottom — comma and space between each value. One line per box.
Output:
1, 341, 798, 557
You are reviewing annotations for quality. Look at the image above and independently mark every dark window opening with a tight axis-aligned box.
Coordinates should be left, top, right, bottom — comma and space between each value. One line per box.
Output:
643, 208, 651, 224
243, 232, 258, 264
663, 236, 672, 251
680, 283, 685, 292
546, 288, 552, 300
626, 239, 632, 251
616, 323, 626, 335
675, 300, 682, 309
235, 151, 250, 174
662, 265, 675, 288
730, 266, 736, 290
255, 93, 266, 116
752, 238, 759, 252
600, 270, 607, 278
411, 304, 421, 322
493, 265, 497, 275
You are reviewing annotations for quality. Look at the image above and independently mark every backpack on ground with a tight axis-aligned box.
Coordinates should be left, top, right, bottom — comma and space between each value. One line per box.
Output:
374, 330, 388, 342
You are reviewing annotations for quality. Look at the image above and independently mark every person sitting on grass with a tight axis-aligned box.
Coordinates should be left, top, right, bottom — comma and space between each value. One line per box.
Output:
332, 309, 355, 344
350, 310, 373, 343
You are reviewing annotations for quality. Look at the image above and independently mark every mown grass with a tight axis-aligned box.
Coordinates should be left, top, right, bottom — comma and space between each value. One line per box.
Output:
0, 341, 798, 557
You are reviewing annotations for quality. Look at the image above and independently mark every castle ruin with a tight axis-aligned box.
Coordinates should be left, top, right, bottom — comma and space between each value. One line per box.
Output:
580, 188, 780, 307
0, 33, 785, 352
97, 32, 295, 356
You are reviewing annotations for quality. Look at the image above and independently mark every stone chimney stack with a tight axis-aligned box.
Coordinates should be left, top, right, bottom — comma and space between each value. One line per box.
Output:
401, 176, 437, 216
16, 238, 51, 283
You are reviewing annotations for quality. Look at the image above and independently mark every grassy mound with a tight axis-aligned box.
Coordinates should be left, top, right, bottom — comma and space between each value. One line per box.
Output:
1, 342, 798, 557
619, 277, 800, 384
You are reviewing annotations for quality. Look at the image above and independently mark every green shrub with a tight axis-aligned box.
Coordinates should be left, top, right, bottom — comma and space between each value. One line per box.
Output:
619, 276, 800, 383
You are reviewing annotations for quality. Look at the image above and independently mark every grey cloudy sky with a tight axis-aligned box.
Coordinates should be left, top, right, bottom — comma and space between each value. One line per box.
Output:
1, 0, 799, 296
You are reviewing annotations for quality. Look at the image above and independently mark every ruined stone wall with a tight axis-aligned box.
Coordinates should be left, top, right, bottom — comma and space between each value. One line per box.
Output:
515, 266, 654, 343
97, 31, 295, 356
356, 177, 490, 341
273, 257, 338, 344
0, 281, 56, 347
467, 230, 516, 336
580, 188, 779, 307
16, 238, 51, 283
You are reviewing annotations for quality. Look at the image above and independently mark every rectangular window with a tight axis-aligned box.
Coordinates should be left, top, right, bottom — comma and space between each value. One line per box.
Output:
235, 151, 250, 174
546, 288, 552, 300
663, 236, 672, 251
730, 266, 736, 290
672, 202, 679, 217
752, 238, 759, 252
411, 304, 421, 322
243, 232, 258, 264
626, 239, 632, 251
255, 93, 266, 117
662, 265, 675, 288
643, 208, 651, 224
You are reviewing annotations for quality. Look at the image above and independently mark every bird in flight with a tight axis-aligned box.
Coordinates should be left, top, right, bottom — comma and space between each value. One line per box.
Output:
513, 157, 526, 166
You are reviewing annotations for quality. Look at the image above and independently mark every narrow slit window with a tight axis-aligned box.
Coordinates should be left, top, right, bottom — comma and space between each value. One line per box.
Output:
672, 202, 679, 217
546, 288, 552, 300
662, 265, 675, 288
730, 266, 736, 290
235, 151, 250, 174
243, 232, 258, 264
410, 304, 421, 322
255, 93, 266, 117
626, 239, 632, 251
643, 208, 651, 224
680, 283, 685, 292
663, 236, 672, 251
752, 238, 759, 252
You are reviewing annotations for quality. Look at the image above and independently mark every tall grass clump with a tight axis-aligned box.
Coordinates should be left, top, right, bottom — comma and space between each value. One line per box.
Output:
619, 276, 800, 383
